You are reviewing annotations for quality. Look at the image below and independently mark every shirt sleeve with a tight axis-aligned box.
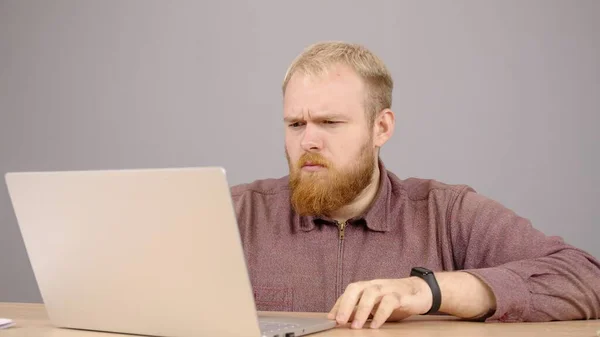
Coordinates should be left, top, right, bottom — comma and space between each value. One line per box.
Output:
448, 186, 600, 322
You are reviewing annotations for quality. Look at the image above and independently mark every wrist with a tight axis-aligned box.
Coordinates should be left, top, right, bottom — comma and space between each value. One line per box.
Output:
433, 272, 452, 313
435, 271, 495, 318
409, 276, 434, 315
409, 267, 441, 315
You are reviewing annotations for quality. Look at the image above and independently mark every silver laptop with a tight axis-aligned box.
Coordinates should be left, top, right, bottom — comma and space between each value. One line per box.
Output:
5, 167, 336, 337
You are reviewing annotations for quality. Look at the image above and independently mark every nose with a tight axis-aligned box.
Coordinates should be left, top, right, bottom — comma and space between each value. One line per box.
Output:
300, 124, 323, 152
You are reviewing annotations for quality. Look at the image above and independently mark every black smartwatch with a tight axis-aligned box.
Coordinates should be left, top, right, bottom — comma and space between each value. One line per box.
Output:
410, 267, 441, 315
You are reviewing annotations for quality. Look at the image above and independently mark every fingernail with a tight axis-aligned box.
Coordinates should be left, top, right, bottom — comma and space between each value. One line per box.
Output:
351, 321, 360, 329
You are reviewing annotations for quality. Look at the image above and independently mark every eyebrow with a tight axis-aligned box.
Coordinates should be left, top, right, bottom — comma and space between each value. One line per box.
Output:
283, 114, 346, 123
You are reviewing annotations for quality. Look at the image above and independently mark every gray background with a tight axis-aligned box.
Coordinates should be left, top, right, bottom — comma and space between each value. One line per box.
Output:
1, 0, 598, 303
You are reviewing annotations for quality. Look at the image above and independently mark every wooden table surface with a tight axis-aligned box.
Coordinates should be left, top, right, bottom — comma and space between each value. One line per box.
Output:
1, 302, 600, 337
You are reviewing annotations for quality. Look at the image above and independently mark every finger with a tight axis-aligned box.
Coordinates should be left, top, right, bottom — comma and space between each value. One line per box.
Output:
327, 296, 342, 319
333, 306, 359, 326
351, 285, 383, 329
370, 302, 381, 317
346, 306, 359, 322
347, 299, 378, 322
370, 293, 401, 329
336, 282, 366, 324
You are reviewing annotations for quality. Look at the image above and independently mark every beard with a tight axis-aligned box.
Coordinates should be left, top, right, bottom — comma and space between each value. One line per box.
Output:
286, 140, 376, 217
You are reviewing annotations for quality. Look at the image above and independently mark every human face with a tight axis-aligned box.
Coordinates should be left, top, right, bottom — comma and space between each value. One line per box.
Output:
283, 64, 378, 216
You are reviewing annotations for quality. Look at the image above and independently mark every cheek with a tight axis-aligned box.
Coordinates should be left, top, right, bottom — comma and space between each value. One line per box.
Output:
284, 139, 299, 161
284, 134, 293, 150
285, 130, 299, 144
333, 136, 369, 165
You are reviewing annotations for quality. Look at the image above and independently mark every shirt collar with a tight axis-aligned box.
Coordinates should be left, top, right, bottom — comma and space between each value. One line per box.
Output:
296, 158, 393, 233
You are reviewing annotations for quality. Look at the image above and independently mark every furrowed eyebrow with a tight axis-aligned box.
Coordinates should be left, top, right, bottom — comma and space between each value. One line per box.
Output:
283, 114, 345, 123
311, 114, 345, 122
283, 116, 304, 123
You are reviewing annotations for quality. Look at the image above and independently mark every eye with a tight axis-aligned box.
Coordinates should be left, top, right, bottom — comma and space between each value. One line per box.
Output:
323, 120, 340, 125
288, 121, 305, 128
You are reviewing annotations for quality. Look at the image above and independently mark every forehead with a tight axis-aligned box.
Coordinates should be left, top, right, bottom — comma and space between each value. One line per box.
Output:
283, 64, 366, 119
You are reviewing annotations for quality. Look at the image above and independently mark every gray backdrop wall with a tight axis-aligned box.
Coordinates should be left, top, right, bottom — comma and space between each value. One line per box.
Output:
1, 0, 598, 303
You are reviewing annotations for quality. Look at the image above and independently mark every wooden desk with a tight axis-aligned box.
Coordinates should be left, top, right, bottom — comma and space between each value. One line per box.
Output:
1, 302, 599, 337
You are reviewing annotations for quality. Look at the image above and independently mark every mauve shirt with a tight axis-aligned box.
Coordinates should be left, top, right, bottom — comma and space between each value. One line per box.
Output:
230, 160, 600, 322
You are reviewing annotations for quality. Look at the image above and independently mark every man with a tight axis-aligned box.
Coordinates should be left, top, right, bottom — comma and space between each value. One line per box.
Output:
231, 41, 600, 329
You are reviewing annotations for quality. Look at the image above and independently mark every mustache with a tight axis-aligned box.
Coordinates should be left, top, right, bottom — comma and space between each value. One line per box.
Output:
297, 153, 330, 168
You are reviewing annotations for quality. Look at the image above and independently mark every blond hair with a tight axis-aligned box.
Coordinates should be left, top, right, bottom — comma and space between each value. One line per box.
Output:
282, 41, 393, 124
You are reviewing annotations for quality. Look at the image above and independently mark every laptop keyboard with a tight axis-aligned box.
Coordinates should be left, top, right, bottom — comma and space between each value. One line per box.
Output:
259, 321, 300, 335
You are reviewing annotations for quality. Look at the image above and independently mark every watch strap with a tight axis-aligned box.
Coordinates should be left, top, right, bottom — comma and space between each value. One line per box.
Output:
410, 267, 441, 315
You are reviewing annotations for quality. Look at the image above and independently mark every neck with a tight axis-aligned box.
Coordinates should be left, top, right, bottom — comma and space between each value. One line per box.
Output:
329, 163, 381, 223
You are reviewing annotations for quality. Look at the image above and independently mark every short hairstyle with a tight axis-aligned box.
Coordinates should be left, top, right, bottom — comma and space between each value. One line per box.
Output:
282, 41, 393, 124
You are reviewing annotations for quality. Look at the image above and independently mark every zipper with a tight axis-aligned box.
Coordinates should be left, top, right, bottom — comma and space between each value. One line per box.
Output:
335, 221, 347, 299
338, 220, 347, 240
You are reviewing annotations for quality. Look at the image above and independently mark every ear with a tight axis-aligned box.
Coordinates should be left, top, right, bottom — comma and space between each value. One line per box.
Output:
373, 108, 395, 147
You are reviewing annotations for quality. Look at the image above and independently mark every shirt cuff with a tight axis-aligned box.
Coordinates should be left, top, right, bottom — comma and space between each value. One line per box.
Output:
463, 267, 531, 322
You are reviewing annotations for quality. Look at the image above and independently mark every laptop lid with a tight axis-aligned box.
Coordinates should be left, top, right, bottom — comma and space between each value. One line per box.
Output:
5, 167, 262, 337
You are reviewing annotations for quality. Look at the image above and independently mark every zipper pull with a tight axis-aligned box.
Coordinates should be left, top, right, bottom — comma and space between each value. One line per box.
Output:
337, 221, 347, 240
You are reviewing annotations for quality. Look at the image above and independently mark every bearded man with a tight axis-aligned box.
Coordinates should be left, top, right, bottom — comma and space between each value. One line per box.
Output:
230, 41, 600, 329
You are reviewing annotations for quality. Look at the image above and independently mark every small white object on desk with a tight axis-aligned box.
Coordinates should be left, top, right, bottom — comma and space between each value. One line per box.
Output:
0, 318, 15, 329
